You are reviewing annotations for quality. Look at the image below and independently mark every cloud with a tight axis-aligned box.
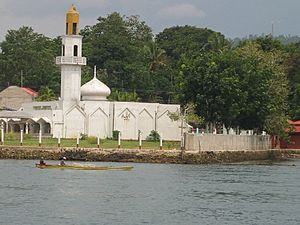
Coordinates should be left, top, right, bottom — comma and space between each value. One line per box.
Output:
0, 0, 108, 18
157, 3, 205, 19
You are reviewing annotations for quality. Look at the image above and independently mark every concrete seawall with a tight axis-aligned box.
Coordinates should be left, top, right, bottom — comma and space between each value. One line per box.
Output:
1, 146, 300, 164
185, 134, 271, 151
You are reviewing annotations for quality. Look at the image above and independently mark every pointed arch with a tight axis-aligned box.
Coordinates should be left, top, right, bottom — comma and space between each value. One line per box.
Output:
88, 107, 109, 138
138, 108, 154, 140
156, 109, 181, 140
117, 108, 136, 119
115, 108, 137, 140
65, 105, 86, 138
157, 110, 171, 120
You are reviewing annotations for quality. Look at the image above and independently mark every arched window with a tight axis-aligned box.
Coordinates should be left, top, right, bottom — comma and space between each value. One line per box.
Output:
74, 45, 78, 56
72, 23, 77, 35
62, 45, 65, 56
66, 23, 69, 34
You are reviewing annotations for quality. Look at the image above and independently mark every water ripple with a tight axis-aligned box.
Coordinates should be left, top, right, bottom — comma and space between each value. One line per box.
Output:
0, 160, 299, 225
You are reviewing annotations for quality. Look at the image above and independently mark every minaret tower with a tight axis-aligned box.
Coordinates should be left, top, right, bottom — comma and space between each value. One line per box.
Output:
56, 5, 86, 107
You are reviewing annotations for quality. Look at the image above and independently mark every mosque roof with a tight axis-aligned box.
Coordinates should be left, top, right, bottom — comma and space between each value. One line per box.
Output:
0, 110, 32, 119
81, 66, 111, 101
21, 87, 38, 97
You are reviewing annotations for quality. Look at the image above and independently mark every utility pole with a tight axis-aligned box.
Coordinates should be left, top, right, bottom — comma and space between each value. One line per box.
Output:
20, 70, 23, 87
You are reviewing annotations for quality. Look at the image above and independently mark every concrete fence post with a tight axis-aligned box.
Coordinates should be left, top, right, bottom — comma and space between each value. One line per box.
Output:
160, 134, 163, 150
20, 129, 23, 146
138, 131, 142, 150
58, 132, 61, 147
1, 126, 4, 145
76, 131, 80, 148
25, 122, 29, 134
118, 132, 121, 149
38, 129, 42, 147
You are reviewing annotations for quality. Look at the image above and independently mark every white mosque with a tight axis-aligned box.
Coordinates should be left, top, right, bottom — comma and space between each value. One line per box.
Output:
3, 5, 182, 140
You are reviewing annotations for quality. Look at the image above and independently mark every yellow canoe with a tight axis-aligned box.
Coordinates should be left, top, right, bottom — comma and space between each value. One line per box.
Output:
35, 164, 133, 171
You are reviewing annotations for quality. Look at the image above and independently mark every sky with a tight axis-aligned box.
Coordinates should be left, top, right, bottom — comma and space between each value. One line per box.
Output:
0, 0, 300, 41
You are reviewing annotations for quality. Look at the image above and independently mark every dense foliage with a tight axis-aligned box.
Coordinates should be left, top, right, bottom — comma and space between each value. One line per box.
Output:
1, 12, 300, 136
0, 27, 60, 92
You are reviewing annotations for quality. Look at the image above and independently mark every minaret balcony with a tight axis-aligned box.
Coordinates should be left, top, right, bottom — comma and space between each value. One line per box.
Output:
56, 56, 87, 65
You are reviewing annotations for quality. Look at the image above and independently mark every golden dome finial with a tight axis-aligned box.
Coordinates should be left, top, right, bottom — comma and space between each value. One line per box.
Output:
66, 4, 80, 35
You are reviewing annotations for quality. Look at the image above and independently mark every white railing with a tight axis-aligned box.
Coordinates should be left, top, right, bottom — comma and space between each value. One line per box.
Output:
56, 56, 87, 65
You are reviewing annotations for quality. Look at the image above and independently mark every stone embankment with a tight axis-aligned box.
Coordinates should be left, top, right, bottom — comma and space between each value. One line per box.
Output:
1, 146, 300, 164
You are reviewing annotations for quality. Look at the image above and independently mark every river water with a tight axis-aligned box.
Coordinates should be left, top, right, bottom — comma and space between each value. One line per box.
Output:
0, 159, 299, 225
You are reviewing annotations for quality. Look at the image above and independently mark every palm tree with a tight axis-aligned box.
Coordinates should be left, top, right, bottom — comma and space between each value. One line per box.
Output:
143, 42, 167, 72
208, 33, 230, 52
36, 86, 57, 101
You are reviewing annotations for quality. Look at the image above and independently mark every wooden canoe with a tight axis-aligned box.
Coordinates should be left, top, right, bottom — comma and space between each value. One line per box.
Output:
35, 164, 133, 171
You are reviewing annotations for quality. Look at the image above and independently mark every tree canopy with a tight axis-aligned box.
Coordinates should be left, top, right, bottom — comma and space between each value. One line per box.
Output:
178, 41, 289, 135
0, 26, 60, 92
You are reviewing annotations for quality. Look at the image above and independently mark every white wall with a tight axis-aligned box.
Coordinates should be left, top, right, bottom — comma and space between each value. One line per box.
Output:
113, 102, 181, 140
81, 101, 110, 138
88, 108, 109, 138
138, 109, 155, 140
156, 104, 181, 141
20, 99, 182, 141
185, 134, 272, 151
64, 105, 85, 138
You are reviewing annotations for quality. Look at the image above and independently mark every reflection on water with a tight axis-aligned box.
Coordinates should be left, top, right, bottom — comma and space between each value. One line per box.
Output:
0, 159, 299, 225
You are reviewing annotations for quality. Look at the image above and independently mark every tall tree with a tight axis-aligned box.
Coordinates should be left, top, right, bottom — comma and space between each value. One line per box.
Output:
285, 42, 300, 120
236, 42, 288, 133
156, 26, 230, 104
156, 26, 228, 62
143, 42, 167, 72
0, 26, 60, 92
82, 12, 153, 93
179, 42, 289, 135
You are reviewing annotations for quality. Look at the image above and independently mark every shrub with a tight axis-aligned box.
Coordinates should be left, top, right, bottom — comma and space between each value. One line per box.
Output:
6, 132, 18, 141
87, 136, 97, 144
80, 133, 88, 140
24, 133, 33, 140
146, 130, 160, 142
166, 142, 177, 149
112, 130, 120, 140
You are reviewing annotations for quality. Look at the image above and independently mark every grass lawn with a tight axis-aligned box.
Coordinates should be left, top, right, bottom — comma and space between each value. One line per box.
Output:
2, 136, 180, 150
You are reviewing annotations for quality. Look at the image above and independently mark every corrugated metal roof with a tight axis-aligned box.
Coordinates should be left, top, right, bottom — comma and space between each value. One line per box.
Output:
288, 120, 300, 133
21, 87, 38, 97
0, 106, 15, 111
0, 110, 32, 118
288, 120, 300, 125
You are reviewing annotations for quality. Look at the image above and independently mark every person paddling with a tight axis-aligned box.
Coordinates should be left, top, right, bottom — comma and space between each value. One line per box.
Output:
39, 157, 46, 165
60, 157, 66, 166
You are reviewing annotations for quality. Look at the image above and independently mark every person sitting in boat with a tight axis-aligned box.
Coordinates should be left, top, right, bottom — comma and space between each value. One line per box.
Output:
39, 157, 46, 165
60, 157, 66, 166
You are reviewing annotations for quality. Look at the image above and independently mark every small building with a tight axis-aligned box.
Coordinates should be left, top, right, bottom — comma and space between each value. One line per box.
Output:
0, 86, 38, 110
280, 120, 300, 149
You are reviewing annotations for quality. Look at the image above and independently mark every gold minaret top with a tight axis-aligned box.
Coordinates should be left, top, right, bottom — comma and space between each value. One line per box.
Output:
66, 5, 80, 35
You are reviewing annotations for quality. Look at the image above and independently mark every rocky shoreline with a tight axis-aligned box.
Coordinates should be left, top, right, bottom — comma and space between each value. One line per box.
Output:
1, 146, 300, 164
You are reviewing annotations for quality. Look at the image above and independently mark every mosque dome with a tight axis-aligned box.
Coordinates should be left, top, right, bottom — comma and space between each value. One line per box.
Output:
81, 66, 111, 101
